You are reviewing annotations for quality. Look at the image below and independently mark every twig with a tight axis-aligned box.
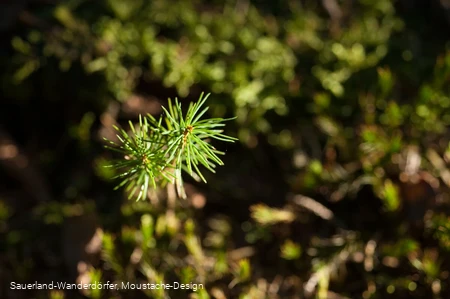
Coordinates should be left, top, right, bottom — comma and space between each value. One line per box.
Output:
304, 245, 354, 297
291, 194, 347, 229
227, 246, 255, 261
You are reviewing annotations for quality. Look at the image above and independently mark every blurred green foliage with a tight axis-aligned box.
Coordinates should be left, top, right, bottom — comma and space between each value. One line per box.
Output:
2, 0, 450, 298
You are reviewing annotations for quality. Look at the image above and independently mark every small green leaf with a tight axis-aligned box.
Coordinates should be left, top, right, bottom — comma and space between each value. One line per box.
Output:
280, 240, 302, 260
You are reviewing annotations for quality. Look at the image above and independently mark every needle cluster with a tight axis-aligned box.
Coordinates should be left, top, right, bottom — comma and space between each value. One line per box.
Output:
104, 93, 237, 200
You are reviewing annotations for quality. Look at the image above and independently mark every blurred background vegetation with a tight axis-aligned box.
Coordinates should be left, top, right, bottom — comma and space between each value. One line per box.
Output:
1, 0, 450, 298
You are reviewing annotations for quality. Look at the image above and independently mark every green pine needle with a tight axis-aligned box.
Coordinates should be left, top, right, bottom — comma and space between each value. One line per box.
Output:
104, 92, 237, 200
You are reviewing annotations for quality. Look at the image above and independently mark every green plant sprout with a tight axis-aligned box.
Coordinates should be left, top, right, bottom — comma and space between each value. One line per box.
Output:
104, 93, 237, 200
